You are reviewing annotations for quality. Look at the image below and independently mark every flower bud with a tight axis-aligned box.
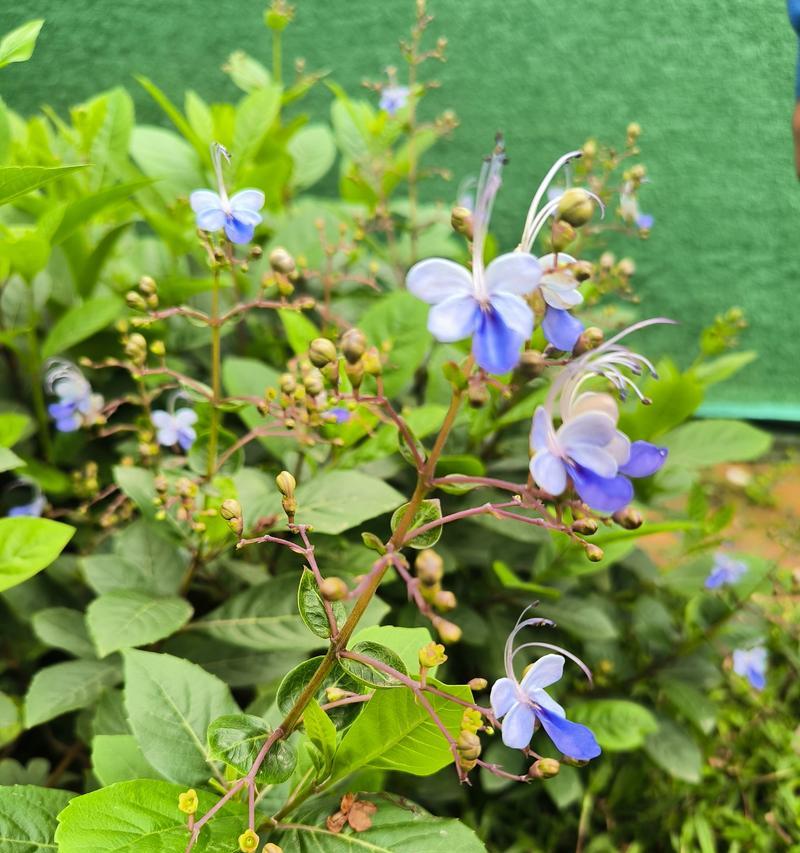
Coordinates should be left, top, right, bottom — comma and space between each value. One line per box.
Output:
433, 616, 462, 644
302, 368, 325, 397
325, 686, 348, 702
418, 641, 448, 669
415, 549, 444, 585
550, 219, 577, 252
341, 328, 367, 364
218, 498, 243, 533
282, 496, 297, 523
557, 188, 595, 227
630, 164, 646, 181
529, 757, 560, 779
518, 349, 546, 379
450, 205, 474, 239
138, 275, 157, 295
582, 138, 598, 158
269, 246, 296, 274
264, 0, 294, 31
433, 589, 456, 612
277, 278, 295, 296
124, 333, 148, 365
361, 347, 383, 376
125, 291, 148, 311
573, 326, 604, 356
571, 518, 598, 536
276, 471, 296, 497
149, 340, 166, 357
573, 260, 594, 281
613, 507, 643, 530
456, 730, 482, 761
361, 531, 387, 554
238, 829, 260, 853
345, 359, 364, 390
263, 845, 284, 853
626, 122, 642, 141
461, 708, 483, 733
468, 383, 489, 408
309, 338, 337, 368
468, 677, 488, 691
177, 789, 198, 815
279, 373, 296, 394
319, 576, 348, 601
599, 251, 615, 271
585, 543, 604, 562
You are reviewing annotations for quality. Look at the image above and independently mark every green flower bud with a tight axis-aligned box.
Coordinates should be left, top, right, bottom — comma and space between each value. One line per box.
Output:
319, 576, 348, 601
302, 368, 325, 397
149, 340, 166, 357
613, 507, 643, 530
275, 471, 296, 497
415, 549, 444, 585
550, 219, 577, 252
418, 641, 448, 669
279, 373, 297, 394
450, 205, 474, 239
361, 531, 387, 554
138, 275, 157, 295
585, 543, 604, 562
308, 338, 337, 368
361, 347, 383, 376
325, 686, 348, 703
557, 188, 595, 227
456, 730, 482, 761
341, 328, 367, 364
125, 291, 148, 311
573, 326, 604, 355
571, 518, 598, 536
269, 246, 296, 274
219, 499, 243, 537
433, 589, 456, 612
344, 359, 364, 390
468, 677, 488, 691
529, 757, 561, 779
124, 333, 148, 365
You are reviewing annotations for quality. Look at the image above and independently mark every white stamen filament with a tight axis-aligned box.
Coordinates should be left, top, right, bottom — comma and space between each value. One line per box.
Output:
471, 141, 506, 302
211, 142, 231, 207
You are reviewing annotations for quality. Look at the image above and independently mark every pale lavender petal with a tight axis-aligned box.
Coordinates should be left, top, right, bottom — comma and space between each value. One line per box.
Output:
567, 392, 619, 422
156, 424, 179, 446
484, 252, 542, 296
196, 207, 227, 231
490, 677, 518, 719
151, 410, 173, 430
190, 189, 223, 213
229, 188, 265, 213
530, 406, 552, 452
607, 431, 631, 465
489, 293, 534, 339
501, 701, 537, 749
617, 440, 668, 478
567, 443, 619, 478
225, 216, 254, 244
177, 426, 196, 451
530, 451, 568, 495
529, 688, 565, 718
174, 408, 198, 428
427, 294, 479, 342
558, 411, 618, 448
520, 653, 564, 693
406, 258, 473, 304
537, 253, 577, 271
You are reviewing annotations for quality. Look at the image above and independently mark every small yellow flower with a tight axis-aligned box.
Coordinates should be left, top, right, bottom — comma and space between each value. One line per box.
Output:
238, 828, 260, 852
177, 789, 198, 815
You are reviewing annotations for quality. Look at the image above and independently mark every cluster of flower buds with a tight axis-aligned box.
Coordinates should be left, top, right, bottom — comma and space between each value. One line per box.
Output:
219, 498, 244, 538
153, 474, 211, 533
414, 549, 461, 643
125, 275, 159, 313
71, 461, 100, 498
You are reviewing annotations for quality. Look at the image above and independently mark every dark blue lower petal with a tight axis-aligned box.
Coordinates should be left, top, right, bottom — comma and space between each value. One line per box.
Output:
542, 307, 583, 351
618, 440, 668, 478
472, 307, 525, 374
224, 215, 255, 244
48, 401, 77, 419
746, 666, 766, 690
536, 707, 601, 761
569, 463, 634, 513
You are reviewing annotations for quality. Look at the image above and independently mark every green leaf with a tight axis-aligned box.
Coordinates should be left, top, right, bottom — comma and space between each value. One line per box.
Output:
298, 567, 345, 639
278, 308, 320, 354
123, 650, 239, 784
0, 785, 73, 852
136, 75, 205, 154
207, 713, 296, 784
277, 657, 363, 730
302, 698, 337, 776
540, 598, 618, 641
0, 517, 74, 592
663, 419, 772, 470
51, 179, 152, 245
0, 446, 23, 472
233, 84, 282, 164
32, 607, 96, 659
359, 290, 430, 396
293, 470, 404, 534
278, 796, 488, 852
644, 716, 703, 783
570, 700, 658, 752
0, 691, 21, 746
0, 19, 44, 68
331, 681, 471, 781
0, 412, 32, 447
25, 660, 120, 727
288, 124, 337, 189
659, 679, 717, 735
0, 164, 85, 207
41, 296, 122, 358
112, 466, 158, 519
130, 125, 204, 199
390, 498, 442, 549
340, 640, 409, 688
191, 573, 326, 652
87, 591, 193, 657
694, 350, 757, 386
91, 735, 161, 786
350, 625, 434, 675
55, 780, 245, 853
224, 50, 272, 92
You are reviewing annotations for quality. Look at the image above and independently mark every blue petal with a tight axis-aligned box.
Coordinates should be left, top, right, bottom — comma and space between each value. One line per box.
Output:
746, 666, 765, 691
427, 294, 479, 342
224, 215, 255, 244
472, 307, 525, 374
500, 701, 537, 749
48, 401, 76, 419
704, 567, 728, 589
618, 440, 668, 478
569, 463, 634, 513
55, 416, 81, 432
177, 427, 196, 451
536, 707, 601, 761
542, 306, 583, 351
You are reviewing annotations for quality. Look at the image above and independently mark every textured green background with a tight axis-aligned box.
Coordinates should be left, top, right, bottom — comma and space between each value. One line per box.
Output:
2, 0, 799, 418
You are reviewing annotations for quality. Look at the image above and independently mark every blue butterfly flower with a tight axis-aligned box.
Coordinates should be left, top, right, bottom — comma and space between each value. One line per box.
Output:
151, 407, 198, 451
705, 552, 747, 589
732, 646, 767, 691
190, 144, 264, 245
45, 361, 105, 432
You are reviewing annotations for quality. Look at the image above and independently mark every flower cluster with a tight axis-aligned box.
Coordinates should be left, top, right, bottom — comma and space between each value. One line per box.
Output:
529, 320, 669, 512
190, 143, 265, 245
45, 361, 105, 432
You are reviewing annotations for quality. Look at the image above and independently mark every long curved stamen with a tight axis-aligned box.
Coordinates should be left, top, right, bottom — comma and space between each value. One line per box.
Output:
519, 150, 583, 250
503, 610, 556, 681
513, 641, 594, 685
521, 188, 606, 255
471, 137, 506, 302
211, 142, 231, 206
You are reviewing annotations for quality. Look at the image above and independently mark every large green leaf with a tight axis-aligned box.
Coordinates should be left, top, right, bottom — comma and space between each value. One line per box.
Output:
233, 84, 282, 164
0, 164, 85, 206
298, 567, 345, 639
87, 591, 193, 657
0, 20, 44, 68
644, 716, 703, 783
51, 179, 152, 244
662, 419, 772, 470
207, 713, 296, 784
32, 607, 97, 659
130, 125, 204, 198
0, 517, 75, 592
278, 796, 487, 852
91, 735, 161, 786
25, 660, 120, 728
302, 697, 337, 776
55, 780, 244, 853
0, 785, 73, 852
288, 123, 337, 189
190, 573, 323, 652
570, 699, 658, 752
0, 446, 23, 472
123, 650, 239, 784
0, 412, 32, 447
330, 681, 471, 782
41, 296, 123, 358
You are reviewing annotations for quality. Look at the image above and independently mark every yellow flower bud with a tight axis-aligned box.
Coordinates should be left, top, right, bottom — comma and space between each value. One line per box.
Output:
275, 471, 296, 497
585, 544, 604, 562
571, 518, 598, 536
461, 708, 483, 733
612, 507, 643, 530
238, 829, 260, 852
219, 499, 243, 537
456, 730, 482, 761
433, 616, 462, 645
418, 641, 448, 669
467, 677, 488, 691
177, 789, 198, 815
450, 205, 474, 239
529, 757, 561, 779
415, 549, 444, 585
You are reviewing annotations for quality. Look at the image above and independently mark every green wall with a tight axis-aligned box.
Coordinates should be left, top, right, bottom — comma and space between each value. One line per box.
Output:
2, 0, 799, 419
